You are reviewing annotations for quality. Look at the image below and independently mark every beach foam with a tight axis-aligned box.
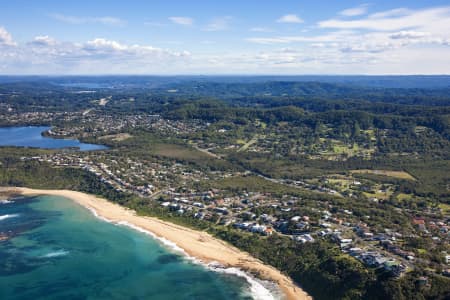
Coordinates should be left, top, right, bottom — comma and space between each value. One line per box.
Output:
0, 214, 19, 221
84, 207, 189, 256
116, 220, 187, 255
41, 250, 70, 258
207, 264, 281, 300
0, 199, 14, 204
86, 206, 112, 224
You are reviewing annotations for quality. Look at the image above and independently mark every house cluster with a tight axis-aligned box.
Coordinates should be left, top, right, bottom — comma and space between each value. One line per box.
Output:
233, 222, 274, 235
5, 107, 204, 142
46, 113, 163, 138
16, 112, 449, 281
354, 250, 407, 277
412, 217, 449, 237
198, 122, 379, 161
22, 152, 240, 199
149, 179, 448, 279
149, 118, 206, 136
0, 111, 75, 126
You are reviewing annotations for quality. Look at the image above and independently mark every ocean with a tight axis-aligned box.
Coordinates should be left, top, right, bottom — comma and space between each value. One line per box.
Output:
0, 195, 278, 300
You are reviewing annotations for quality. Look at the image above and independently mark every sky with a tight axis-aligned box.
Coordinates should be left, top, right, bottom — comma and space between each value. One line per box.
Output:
0, 0, 450, 75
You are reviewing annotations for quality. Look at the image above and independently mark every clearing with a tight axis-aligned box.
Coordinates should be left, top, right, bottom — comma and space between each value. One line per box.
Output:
237, 135, 259, 152
351, 169, 416, 181
98, 133, 132, 142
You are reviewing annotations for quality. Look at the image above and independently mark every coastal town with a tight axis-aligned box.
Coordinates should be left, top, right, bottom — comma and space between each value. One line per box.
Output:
2, 1, 450, 298
20, 149, 450, 280
8, 105, 447, 282
1, 79, 450, 299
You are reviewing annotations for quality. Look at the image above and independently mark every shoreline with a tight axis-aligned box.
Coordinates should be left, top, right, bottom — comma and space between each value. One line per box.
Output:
1, 187, 311, 300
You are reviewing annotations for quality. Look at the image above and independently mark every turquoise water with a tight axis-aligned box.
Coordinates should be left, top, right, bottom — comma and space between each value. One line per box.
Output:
0, 195, 260, 300
0, 126, 107, 151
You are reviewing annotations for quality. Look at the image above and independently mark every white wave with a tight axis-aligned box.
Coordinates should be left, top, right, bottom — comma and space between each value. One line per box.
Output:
116, 220, 187, 255
84, 206, 187, 255
86, 206, 112, 224
207, 264, 281, 300
116, 221, 280, 300
0, 214, 19, 221
0, 199, 14, 204
41, 250, 70, 258
85, 207, 282, 300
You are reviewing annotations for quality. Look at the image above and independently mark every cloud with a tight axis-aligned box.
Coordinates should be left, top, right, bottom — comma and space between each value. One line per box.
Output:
246, 30, 357, 45
83, 38, 128, 52
248, 27, 450, 56
305, 6, 450, 56
0, 27, 16, 46
318, 6, 450, 32
340, 43, 395, 54
246, 37, 291, 44
369, 8, 411, 19
2, 4, 450, 75
1, 34, 450, 74
277, 14, 303, 24
0, 35, 191, 74
339, 4, 369, 17
204, 16, 232, 31
81, 38, 191, 59
389, 31, 430, 39
168, 17, 193, 26
30, 35, 57, 46
49, 13, 125, 26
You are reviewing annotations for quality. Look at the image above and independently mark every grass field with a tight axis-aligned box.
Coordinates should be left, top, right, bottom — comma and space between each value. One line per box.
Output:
98, 133, 132, 142
362, 129, 377, 141
363, 191, 392, 201
150, 142, 235, 171
439, 203, 450, 214
396, 193, 414, 201
351, 169, 416, 181
152, 143, 212, 161
237, 135, 259, 152
417, 249, 427, 255
316, 139, 375, 160
327, 178, 353, 190
333, 142, 359, 155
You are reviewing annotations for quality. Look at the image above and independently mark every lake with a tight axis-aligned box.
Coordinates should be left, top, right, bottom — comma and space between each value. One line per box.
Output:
0, 126, 107, 151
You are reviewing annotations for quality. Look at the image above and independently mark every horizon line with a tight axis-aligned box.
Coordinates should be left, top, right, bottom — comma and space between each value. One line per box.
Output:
1, 74, 450, 77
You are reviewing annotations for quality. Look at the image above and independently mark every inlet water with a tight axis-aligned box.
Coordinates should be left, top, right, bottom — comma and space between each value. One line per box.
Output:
0, 126, 106, 151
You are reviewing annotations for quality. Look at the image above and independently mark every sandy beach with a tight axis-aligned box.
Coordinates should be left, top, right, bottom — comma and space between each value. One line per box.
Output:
1, 187, 311, 300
